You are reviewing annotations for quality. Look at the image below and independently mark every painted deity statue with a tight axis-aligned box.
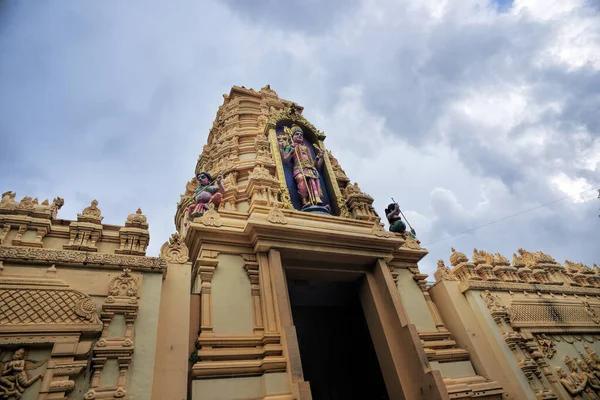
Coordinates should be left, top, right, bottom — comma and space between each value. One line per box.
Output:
279, 125, 324, 208
187, 172, 224, 218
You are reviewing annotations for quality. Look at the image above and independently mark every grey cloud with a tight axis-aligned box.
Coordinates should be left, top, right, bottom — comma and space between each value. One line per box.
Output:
221, 0, 361, 34
0, 0, 598, 274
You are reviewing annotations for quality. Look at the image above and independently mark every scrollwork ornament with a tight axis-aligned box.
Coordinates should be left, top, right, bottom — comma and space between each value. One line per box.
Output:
108, 268, 139, 297
160, 232, 189, 263
201, 203, 222, 227
74, 297, 98, 321
267, 205, 287, 225
584, 301, 600, 324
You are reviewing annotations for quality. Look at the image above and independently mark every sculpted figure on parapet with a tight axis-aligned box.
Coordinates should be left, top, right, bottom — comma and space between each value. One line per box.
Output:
188, 172, 224, 218
0, 348, 46, 399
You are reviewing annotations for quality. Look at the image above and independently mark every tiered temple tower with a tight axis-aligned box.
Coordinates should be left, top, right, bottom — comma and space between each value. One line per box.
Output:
177, 85, 503, 400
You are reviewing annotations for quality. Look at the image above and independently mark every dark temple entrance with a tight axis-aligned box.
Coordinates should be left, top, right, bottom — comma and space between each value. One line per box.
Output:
287, 278, 389, 400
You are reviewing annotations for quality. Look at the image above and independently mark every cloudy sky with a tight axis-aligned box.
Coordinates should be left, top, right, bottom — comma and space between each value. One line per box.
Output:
1, 0, 598, 276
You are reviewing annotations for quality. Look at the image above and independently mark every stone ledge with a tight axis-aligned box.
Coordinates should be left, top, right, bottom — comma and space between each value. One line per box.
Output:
0, 245, 166, 272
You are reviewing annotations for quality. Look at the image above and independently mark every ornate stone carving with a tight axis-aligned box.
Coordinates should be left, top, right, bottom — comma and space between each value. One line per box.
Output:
249, 164, 277, 182
266, 103, 325, 141
584, 302, 600, 324
125, 208, 148, 228
481, 290, 509, 323
371, 223, 394, 238
434, 260, 458, 282
0, 276, 102, 329
115, 208, 150, 256
78, 200, 103, 223
400, 232, 422, 249
160, 232, 189, 263
201, 203, 222, 227
17, 196, 35, 211
0, 191, 17, 208
74, 297, 98, 321
342, 183, 379, 222
0, 193, 63, 219
108, 268, 139, 297
450, 248, 469, 267
0, 348, 46, 398
555, 366, 585, 398
0, 246, 166, 272
267, 205, 287, 225
535, 334, 555, 359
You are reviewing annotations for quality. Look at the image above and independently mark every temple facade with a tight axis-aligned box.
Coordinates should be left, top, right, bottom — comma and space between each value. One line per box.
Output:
0, 85, 597, 400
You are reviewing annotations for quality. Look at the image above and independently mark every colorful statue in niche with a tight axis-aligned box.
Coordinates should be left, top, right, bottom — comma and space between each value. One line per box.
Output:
187, 172, 224, 218
278, 125, 326, 210
0, 348, 46, 398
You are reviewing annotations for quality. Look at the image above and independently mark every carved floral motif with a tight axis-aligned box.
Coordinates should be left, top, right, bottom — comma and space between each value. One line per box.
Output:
267, 205, 287, 225
160, 232, 189, 263
201, 203, 222, 227
108, 268, 138, 297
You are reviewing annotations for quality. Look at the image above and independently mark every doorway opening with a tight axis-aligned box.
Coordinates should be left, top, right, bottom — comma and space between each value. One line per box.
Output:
287, 278, 389, 400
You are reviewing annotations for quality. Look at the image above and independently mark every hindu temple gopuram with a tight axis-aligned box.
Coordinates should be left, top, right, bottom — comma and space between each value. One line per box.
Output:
1, 85, 599, 400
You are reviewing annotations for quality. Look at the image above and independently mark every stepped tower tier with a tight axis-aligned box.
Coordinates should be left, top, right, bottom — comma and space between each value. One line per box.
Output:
175, 85, 384, 236
180, 86, 504, 400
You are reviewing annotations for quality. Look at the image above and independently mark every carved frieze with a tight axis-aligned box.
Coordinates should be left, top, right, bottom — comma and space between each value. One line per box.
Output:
0, 246, 166, 272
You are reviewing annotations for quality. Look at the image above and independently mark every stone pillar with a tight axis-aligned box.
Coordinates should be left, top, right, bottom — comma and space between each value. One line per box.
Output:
151, 233, 192, 400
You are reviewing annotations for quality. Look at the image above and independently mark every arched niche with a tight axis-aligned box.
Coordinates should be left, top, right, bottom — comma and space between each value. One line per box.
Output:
264, 106, 349, 218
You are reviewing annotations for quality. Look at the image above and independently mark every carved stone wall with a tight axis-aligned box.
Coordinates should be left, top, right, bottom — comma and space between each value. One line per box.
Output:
0, 276, 102, 399
431, 247, 600, 400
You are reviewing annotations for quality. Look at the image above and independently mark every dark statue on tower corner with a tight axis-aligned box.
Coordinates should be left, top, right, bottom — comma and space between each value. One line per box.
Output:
385, 199, 417, 238
278, 125, 331, 214
187, 171, 224, 219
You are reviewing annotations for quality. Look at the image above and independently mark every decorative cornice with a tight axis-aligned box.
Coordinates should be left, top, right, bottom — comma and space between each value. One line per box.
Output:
0, 245, 166, 272
265, 103, 325, 140
460, 280, 600, 296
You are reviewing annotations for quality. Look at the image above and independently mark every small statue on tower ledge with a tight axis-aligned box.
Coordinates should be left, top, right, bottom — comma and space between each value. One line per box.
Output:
385, 200, 417, 237
188, 172, 224, 218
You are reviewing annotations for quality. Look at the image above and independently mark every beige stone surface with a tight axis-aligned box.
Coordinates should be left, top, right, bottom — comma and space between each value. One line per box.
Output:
395, 268, 437, 331
128, 273, 162, 400
151, 259, 192, 400
211, 254, 254, 335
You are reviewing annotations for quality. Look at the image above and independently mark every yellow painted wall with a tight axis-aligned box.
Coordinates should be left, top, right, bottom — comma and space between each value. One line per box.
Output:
211, 254, 253, 335
395, 268, 436, 331
128, 273, 162, 400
